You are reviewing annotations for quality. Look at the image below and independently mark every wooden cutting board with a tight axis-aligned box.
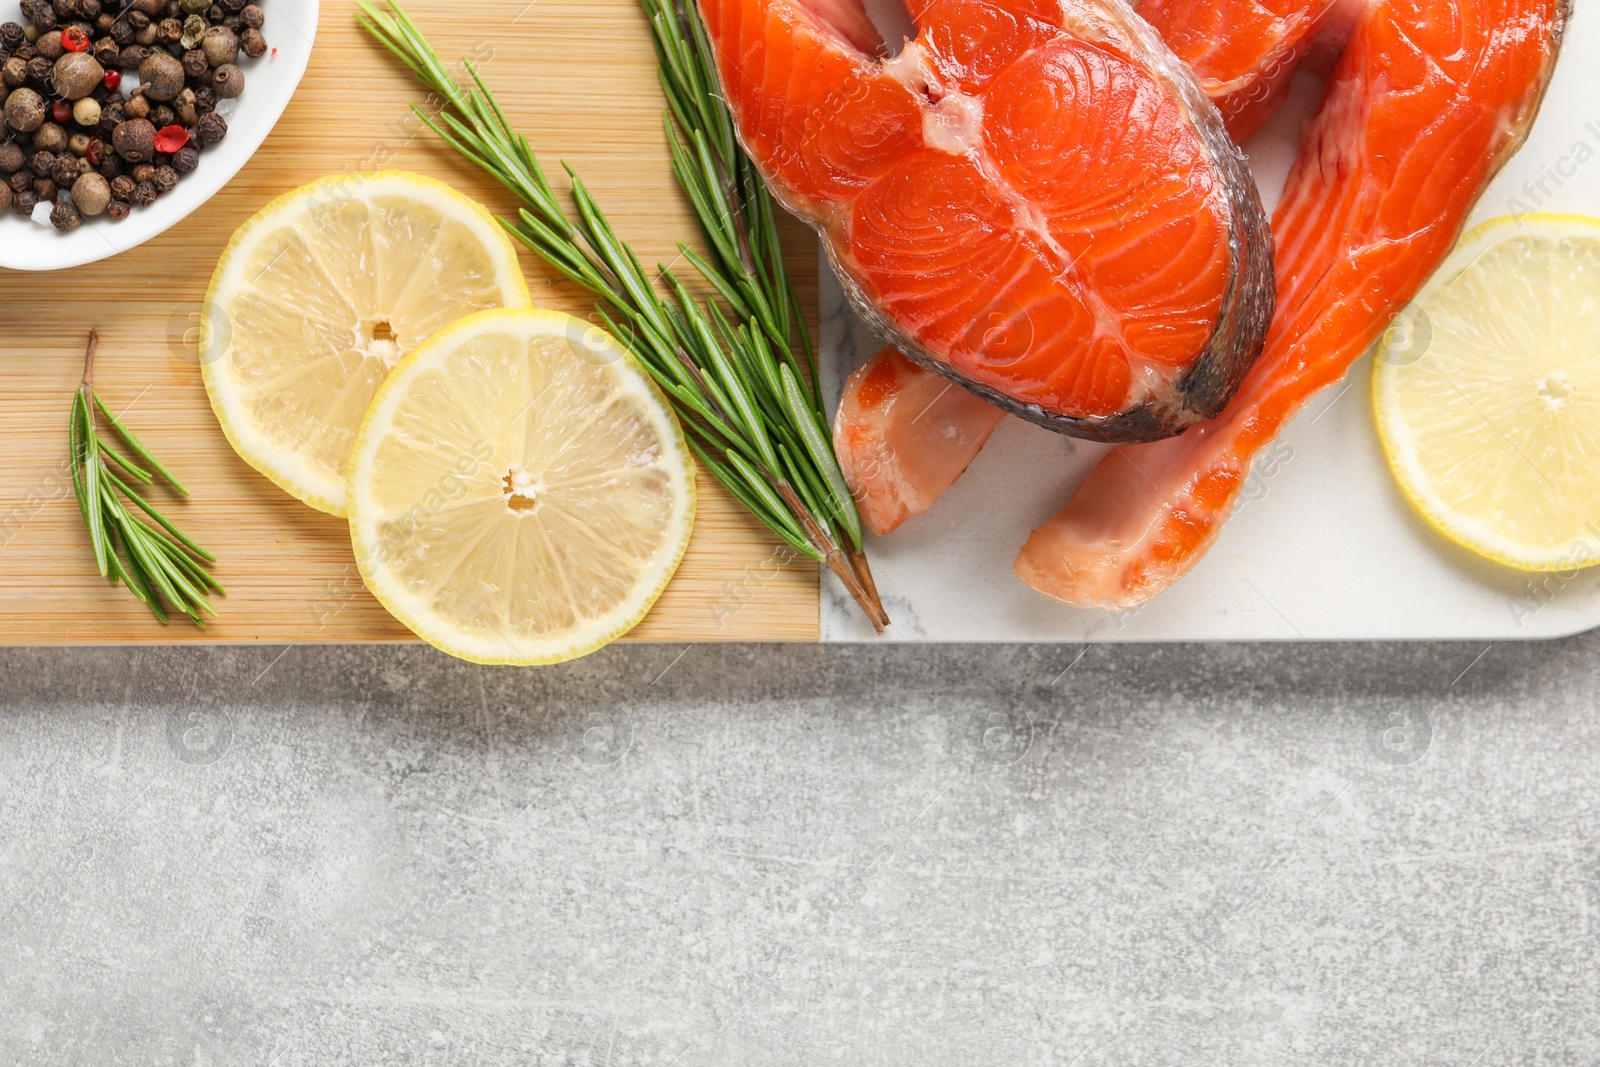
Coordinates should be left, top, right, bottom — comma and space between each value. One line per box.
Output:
0, 0, 821, 646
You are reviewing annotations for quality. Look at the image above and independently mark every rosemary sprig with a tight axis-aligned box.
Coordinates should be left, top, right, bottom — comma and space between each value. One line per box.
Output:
70, 331, 223, 626
355, 0, 888, 631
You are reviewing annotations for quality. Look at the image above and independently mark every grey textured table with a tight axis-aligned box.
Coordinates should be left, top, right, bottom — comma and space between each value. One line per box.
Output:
2, 637, 1596, 1065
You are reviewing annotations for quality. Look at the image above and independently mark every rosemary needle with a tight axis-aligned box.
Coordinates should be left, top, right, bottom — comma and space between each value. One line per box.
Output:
70, 331, 223, 626
355, 0, 889, 632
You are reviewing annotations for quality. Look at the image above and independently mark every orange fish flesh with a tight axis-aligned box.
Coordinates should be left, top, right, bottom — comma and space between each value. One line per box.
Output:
1019, 0, 1571, 607
835, 0, 1330, 535
699, 0, 1276, 443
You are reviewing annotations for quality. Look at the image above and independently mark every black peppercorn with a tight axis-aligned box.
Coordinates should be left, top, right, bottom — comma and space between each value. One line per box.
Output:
193, 109, 224, 145
239, 26, 263, 59
110, 17, 132, 46
49, 153, 77, 185
0, 22, 24, 50
152, 162, 176, 193
91, 37, 117, 67
181, 46, 205, 77
7, 169, 30, 193
238, 3, 261, 28
105, 196, 127, 220
130, 161, 153, 183
28, 149, 53, 174
20, 0, 57, 32
50, 197, 81, 231
169, 143, 196, 172
32, 175, 55, 200
116, 44, 147, 70
109, 173, 133, 200
14, 187, 37, 217
25, 54, 52, 85
148, 104, 174, 128
155, 16, 180, 43
131, 178, 154, 205
2, 55, 26, 87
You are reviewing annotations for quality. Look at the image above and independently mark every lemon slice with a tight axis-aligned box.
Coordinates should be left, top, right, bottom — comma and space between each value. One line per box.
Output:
1374, 213, 1600, 571
347, 309, 697, 665
202, 171, 532, 516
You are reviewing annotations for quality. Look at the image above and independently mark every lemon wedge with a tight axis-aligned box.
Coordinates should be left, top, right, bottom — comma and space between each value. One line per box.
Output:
201, 171, 532, 516
1374, 213, 1600, 571
347, 309, 696, 665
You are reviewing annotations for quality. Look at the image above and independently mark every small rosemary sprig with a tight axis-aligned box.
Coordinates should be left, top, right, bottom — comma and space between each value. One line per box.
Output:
355, 0, 888, 631
70, 331, 223, 626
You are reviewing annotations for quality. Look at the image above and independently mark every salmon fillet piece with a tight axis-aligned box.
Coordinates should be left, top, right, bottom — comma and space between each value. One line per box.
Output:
1137, 0, 1340, 140
834, 0, 1329, 534
837, 345, 1009, 535
1019, 0, 1570, 607
699, 0, 1275, 443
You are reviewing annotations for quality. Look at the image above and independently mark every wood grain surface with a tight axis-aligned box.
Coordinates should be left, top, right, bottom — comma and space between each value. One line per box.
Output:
0, 0, 822, 646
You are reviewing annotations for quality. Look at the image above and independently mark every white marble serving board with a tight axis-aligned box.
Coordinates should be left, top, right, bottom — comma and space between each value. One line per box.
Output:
821, 15, 1600, 643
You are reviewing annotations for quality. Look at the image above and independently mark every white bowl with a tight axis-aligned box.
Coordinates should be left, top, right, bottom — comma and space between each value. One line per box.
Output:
0, 0, 317, 272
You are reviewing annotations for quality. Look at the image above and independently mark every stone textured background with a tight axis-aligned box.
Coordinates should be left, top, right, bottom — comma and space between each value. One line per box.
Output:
1, 636, 1596, 1065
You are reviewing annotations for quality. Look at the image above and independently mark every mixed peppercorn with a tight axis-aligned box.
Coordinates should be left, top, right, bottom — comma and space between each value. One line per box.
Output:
0, 0, 267, 232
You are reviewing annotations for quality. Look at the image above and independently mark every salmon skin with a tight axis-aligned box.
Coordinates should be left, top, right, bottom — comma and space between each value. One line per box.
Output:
698, 0, 1276, 444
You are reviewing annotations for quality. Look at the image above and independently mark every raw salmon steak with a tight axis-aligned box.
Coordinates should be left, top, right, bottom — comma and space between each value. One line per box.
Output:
698, 0, 1276, 443
833, 0, 1329, 534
